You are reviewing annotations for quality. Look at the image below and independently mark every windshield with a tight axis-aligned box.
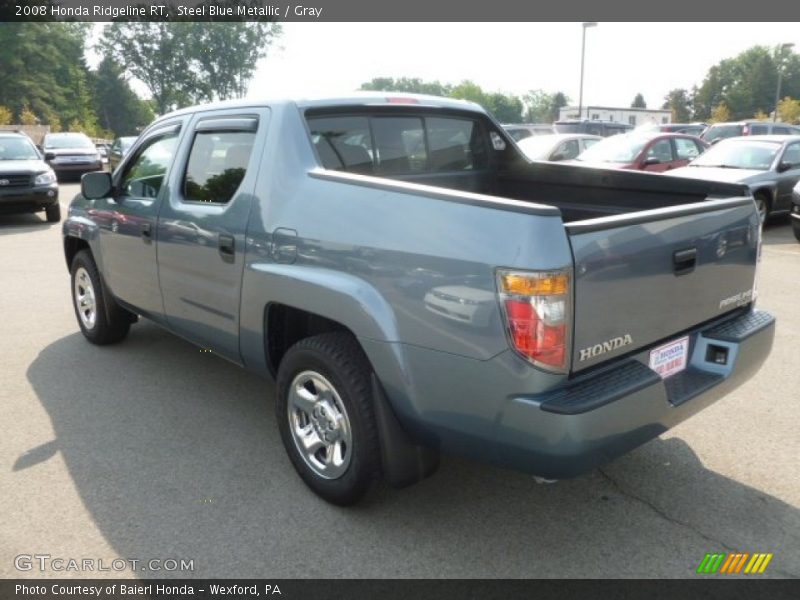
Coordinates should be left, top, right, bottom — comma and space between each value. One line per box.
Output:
0, 137, 40, 160
44, 134, 95, 150
517, 135, 561, 158
690, 140, 780, 170
576, 134, 648, 162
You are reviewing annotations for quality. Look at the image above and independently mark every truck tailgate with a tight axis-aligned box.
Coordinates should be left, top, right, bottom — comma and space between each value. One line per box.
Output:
566, 197, 759, 372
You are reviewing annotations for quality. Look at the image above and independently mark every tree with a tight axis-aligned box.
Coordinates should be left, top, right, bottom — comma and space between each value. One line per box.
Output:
0, 105, 11, 125
19, 105, 38, 125
92, 56, 154, 137
522, 90, 569, 123
360, 77, 452, 97
631, 93, 647, 108
102, 21, 281, 114
753, 110, 770, 121
710, 103, 731, 123
662, 88, 692, 122
777, 97, 800, 124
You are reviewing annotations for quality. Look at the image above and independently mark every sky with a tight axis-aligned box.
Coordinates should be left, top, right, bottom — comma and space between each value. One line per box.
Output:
243, 22, 800, 108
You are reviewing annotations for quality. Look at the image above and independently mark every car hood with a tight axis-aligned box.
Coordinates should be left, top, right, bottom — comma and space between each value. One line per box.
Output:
666, 166, 767, 184
0, 159, 51, 173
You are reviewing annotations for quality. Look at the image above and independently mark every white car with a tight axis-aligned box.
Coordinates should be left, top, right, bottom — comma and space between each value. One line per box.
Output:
516, 133, 602, 162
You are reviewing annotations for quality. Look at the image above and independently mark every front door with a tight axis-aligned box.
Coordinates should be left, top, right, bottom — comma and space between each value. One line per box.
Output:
776, 141, 800, 211
156, 109, 267, 363
94, 122, 183, 320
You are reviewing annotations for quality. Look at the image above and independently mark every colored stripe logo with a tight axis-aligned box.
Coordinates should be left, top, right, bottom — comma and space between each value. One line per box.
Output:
696, 552, 773, 574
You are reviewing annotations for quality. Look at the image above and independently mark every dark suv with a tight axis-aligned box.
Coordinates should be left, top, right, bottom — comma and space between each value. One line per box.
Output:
41, 132, 103, 180
0, 132, 60, 222
554, 119, 633, 137
701, 121, 800, 145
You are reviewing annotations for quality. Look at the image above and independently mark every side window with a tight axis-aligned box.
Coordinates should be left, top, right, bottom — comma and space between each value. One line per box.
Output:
308, 116, 374, 174
750, 124, 768, 135
646, 139, 674, 162
773, 126, 790, 135
782, 142, 800, 166
675, 137, 701, 160
586, 123, 602, 136
111, 140, 120, 154
372, 117, 426, 175
553, 139, 580, 160
183, 130, 255, 204
119, 133, 178, 199
426, 117, 487, 172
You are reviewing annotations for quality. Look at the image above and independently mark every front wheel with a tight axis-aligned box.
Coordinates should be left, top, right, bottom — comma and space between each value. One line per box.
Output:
70, 250, 132, 345
276, 333, 381, 505
45, 203, 61, 223
754, 193, 770, 224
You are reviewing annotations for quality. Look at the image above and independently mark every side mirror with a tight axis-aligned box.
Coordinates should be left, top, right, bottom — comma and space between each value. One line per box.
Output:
81, 171, 113, 200
776, 161, 793, 173
550, 152, 567, 162
44, 152, 55, 161
642, 156, 661, 166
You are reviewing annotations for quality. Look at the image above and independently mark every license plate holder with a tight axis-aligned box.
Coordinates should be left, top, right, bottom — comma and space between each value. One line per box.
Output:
648, 335, 690, 379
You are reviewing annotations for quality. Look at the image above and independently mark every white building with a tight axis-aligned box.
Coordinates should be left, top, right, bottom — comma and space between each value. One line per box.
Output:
559, 106, 673, 127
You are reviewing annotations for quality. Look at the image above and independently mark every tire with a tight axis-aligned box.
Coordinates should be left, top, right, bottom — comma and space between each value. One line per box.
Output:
276, 332, 381, 505
70, 250, 132, 345
793, 221, 800, 243
754, 193, 770, 224
45, 203, 61, 223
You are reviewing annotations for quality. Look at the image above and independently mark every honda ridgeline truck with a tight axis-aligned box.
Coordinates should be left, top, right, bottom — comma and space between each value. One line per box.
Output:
63, 94, 775, 505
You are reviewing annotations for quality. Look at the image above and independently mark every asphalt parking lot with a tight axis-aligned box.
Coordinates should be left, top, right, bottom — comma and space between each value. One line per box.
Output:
1, 182, 799, 579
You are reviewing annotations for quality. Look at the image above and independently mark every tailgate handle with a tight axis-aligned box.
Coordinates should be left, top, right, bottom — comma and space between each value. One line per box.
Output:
673, 248, 697, 275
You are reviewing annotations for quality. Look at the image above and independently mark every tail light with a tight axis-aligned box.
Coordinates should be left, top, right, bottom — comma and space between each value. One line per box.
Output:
742, 125, 750, 135
496, 269, 571, 372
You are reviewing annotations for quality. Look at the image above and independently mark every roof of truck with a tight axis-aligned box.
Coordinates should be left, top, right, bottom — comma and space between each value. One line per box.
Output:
157, 93, 484, 122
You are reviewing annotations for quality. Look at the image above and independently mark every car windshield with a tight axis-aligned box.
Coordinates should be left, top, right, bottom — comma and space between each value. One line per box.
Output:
517, 135, 561, 159
576, 134, 648, 162
44, 134, 94, 150
0, 137, 39, 160
690, 140, 780, 170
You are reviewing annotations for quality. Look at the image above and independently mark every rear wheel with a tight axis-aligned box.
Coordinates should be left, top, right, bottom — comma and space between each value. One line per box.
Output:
45, 203, 61, 223
70, 250, 132, 345
754, 193, 770, 224
276, 332, 381, 505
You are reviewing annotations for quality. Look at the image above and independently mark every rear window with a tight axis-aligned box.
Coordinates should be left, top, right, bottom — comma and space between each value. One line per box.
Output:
553, 122, 583, 134
308, 113, 488, 175
702, 124, 743, 143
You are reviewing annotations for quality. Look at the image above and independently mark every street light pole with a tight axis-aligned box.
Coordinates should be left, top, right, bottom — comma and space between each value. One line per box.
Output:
773, 42, 794, 122
577, 22, 597, 121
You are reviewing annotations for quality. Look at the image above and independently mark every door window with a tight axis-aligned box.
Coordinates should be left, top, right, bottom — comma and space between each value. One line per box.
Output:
119, 132, 179, 199
552, 139, 580, 160
646, 139, 675, 163
674, 138, 702, 160
183, 130, 256, 204
781, 142, 800, 167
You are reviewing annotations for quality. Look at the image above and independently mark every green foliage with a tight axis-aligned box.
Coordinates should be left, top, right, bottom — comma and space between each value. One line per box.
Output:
19, 105, 38, 125
662, 89, 692, 122
631, 93, 647, 108
102, 22, 281, 115
92, 57, 154, 137
693, 46, 800, 121
710, 103, 731, 123
522, 90, 569, 123
777, 97, 800, 124
360, 77, 452, 97
0, 105, 12, 125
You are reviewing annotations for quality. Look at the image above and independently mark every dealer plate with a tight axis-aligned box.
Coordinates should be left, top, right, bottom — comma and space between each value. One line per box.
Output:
648, 335, 689, 379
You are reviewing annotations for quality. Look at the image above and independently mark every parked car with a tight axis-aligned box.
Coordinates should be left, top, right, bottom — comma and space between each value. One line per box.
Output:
41, 132, 103, 180
0, 131, 59, 222
574, 132, 709, 172
667, 135, 800, 222
503, 123, 555, 141
64, 93, 773, 505
96, 143, 110, 167
108, 136, 138, 172
553, 119, 632, 137
517, 133, 601, 161
700, 121, 800, 145
791, 181, 800, 241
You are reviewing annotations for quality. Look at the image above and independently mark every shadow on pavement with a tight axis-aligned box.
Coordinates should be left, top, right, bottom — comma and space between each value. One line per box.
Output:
0, 212, 55, 235
24, 323, 800, 578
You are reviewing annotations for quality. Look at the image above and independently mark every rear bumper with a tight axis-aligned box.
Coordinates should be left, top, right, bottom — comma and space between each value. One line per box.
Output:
0, 185, 59, 213
493, 309, 775, 478
50, 162, 102, 175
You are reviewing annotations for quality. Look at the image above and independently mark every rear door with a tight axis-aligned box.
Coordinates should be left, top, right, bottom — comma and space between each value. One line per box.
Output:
567, 196, 759, 372
775, 141, 800, 210
156, 108, 268, 362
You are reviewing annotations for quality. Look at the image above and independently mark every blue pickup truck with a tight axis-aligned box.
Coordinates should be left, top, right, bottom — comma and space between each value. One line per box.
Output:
63, 94, 775, 504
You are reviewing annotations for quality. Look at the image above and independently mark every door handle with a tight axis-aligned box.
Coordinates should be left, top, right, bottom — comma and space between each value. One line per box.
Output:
218, 234, 235, 257
140, 222, 152, 241
673, 247, 697, 275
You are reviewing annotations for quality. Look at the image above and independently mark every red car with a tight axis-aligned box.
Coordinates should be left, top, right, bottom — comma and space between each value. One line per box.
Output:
573, 132, 709, 172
